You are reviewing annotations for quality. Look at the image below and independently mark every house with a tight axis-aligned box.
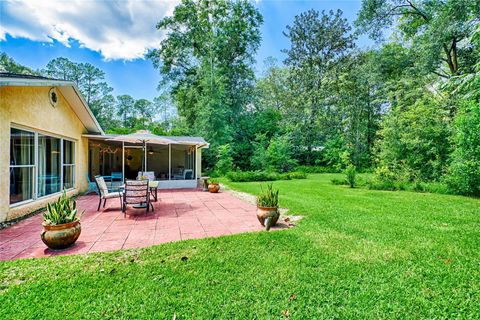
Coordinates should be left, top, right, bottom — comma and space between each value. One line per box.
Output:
0, 73, 208, 223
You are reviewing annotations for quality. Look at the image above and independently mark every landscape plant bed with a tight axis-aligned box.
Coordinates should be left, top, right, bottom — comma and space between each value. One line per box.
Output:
1, 174, 479, 319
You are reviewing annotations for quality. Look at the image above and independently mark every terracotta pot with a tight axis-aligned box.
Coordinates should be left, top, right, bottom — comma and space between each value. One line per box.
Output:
208, 183, 220, 193
41, 220, 81, 250
256, 206, 279, 229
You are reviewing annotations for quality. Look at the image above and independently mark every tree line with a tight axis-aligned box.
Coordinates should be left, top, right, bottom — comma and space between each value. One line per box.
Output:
1, 0, 479, 195
149, 0, 479, 195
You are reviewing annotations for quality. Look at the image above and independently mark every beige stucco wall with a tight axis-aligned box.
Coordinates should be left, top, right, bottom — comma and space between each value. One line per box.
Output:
0, 86, 90, 223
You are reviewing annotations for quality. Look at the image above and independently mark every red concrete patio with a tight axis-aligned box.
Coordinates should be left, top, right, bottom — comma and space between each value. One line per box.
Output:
0, 189, 275, 261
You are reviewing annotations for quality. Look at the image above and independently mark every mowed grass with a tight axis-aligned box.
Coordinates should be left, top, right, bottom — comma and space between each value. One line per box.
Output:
1, 174, 479, 319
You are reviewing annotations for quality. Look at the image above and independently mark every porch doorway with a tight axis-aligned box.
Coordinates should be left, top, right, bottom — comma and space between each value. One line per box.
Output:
124, 146, 143, 180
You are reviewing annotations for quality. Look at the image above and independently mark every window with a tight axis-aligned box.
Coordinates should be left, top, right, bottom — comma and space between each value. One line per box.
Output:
63, 140, 75, 189
9, 128, 35, 205
9, 127, 76, 205
38, 134, 61, 197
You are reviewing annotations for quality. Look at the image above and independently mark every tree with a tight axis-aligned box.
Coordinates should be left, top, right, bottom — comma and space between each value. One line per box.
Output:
282, 9, 356, 164
78, 63, 107, 105
116, 95, 136, 127
149, 0, 263, 168
356, 0, 480, 77
42, 57, 116, 130
447, 100, 480, 195
133, 99, 154, 127
0, 52, 36, 74
43, 57, 81, 82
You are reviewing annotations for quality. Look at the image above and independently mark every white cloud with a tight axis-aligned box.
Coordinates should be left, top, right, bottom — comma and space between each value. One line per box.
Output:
0, 0, 180, 60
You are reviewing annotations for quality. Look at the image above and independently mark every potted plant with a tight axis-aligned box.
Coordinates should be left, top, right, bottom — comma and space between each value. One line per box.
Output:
208, 179, 220, 193
41, 190, 84, 250
256, 183, 280, 231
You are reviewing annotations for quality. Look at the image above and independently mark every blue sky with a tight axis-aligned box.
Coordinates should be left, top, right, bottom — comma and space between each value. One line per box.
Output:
0, 0, 370, 101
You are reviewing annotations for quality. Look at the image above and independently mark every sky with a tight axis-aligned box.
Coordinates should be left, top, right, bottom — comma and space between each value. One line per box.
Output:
0, 0, 371, 101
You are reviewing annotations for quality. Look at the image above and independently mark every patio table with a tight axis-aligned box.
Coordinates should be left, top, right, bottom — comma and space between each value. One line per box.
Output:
149, 181, 159, 202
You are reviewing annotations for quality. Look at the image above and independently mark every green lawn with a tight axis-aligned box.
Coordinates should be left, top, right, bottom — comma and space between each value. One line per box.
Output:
1, 174, 479, 319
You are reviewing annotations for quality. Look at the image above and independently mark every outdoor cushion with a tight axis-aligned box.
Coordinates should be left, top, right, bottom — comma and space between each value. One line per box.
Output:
95, 176, 109, 196
104, 192, 121, 199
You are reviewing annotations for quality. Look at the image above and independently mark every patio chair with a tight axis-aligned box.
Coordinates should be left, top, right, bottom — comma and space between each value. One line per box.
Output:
94, 175, 122, 211
184, 169, 193, 180
86, 173, 99, 195
123, 179, 153, 216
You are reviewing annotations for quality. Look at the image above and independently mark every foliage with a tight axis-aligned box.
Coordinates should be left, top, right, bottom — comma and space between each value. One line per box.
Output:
0, 52, 36, 74
296, 166, 341, 174
446, 101, 480, 196
226, 170, 305, 182
265, 135, 297, 173
43, 191, 84, 226
250, 133, 269, 170
356, 0, 480, 77
345, 164, 357, 188
150, 0, 263, 168
375, 97, 452, 182
287, 171, 307, 180
282, 9, 355, 164
214, 144, 234, 175
256, 183, 279, 208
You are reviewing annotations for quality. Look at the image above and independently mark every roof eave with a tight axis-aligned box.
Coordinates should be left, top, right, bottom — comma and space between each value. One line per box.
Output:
0, 77, 104, 135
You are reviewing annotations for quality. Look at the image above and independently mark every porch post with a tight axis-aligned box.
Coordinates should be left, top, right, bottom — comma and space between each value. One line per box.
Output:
144, 142, 147, 173
168, 143, 171, 181
122, 141, 125, 182
194, 145, 198, 180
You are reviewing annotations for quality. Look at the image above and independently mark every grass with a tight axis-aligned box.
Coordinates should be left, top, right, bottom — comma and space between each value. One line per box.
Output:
1, 174, 479, 319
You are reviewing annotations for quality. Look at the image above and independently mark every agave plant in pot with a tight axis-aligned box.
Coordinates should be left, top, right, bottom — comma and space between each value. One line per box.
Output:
256, 183, 279, 231
41, 190, 84, 250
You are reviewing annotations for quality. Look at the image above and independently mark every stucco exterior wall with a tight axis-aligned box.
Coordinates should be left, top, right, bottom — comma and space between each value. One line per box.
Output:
0, 86, 90, 222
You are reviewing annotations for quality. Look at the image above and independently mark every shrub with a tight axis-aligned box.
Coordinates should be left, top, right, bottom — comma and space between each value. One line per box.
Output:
226, 171, 306, 182
296, 165, 341, 173
345, 164, 357, 188
287, 171, 307, 179
331, 178, 348, 186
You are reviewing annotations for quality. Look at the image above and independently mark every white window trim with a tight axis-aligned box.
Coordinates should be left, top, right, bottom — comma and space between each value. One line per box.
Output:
9, 125, 77, 208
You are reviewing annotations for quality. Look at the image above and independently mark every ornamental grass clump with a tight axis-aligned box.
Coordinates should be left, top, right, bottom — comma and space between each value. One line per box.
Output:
257, 183, 279, 208
44, 190, 84, 226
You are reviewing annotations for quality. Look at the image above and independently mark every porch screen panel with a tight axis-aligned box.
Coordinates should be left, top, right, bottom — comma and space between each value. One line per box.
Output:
63, 140, 75, 189
38, 134, 61, 197
9, 128, 35, 204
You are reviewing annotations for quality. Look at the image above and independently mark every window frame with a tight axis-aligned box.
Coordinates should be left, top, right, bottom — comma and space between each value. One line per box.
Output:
9, 127, 36, 207
9, 124, 77, 207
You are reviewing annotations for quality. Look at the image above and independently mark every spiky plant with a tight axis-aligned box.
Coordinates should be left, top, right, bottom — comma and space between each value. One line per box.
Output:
257, 183, 279, 208
43, 190, 84, 225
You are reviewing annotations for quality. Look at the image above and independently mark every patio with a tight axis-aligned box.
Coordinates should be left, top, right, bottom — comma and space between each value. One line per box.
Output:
0, 189, 274, 261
